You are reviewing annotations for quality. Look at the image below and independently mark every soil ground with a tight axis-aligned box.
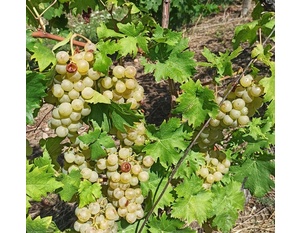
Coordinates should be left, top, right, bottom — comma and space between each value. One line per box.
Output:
26, 1, 275, 232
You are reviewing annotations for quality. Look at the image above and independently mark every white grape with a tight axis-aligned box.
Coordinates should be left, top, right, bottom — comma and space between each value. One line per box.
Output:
52, 84, 64, 98
206, 174, 215, 184
238, 115, 250, 126
124, 66, 137, 78
138, 171, 149, 182
84, 42, 97, 52
73, 80, 86, 92
56, 51, 70, 64
89, 171, 99, 183
115, 80, 126, 93
84, 51, 94, 62
68, 89, 80, 100
58, 94, 71, 103
126, 212, 137, 224
143, 156, 154, 167
88, 68, 101, 81
83, 76, 94, 87
81, 167, 92, 179
220, 100, 232, 113
61, 79, 74, 92
55, 64, 67, 75
199, 167, 209, 178
58, 102, 73, 117
71, 99, 84, 111
77, 59, 89, 74
70, 111, 82, 122
213, 171, 223, 181
240, 74, 253, 87
113, 65, 125, 78
232, 98, 245, 110
81, 87, 95, 100
229, 109, 241, 120
64, 151, 75, 163
56, 125, 69, 137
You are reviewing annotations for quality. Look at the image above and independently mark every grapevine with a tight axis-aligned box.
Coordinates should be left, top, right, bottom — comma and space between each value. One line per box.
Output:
26, 1, 275, 233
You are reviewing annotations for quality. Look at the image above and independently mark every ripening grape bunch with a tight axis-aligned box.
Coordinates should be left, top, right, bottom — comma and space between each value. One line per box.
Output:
74, 197, 119, 233
116, 121, 147, 147
96, 146, 154, 224
97, 65, 144, 110
197, 150, 231, 189
49, 42, 103, 138
211, 74, 264, 129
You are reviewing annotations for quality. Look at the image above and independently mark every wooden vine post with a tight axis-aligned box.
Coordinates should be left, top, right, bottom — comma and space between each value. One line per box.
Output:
161, 0, 178, 111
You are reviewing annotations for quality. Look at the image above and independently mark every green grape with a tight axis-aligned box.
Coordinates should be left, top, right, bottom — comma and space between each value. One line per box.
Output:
84, 51, 94, 62
71, 99, 84, 111
55, 64, 67, 75
232, 98, 245, 110
124, 66, 137, 78
77, 59, 89, 74
56, 125, 69, 137
81, 87, 94, 100
113, 65, 125, 79
115, 80, 126, 93
73, 80, 85, 92
56, 51, 70, 64
61, 79, 74, 92
52, 84, 64, 98
83, 76, 94, 87
58, 102, 73, 117
220, 100, 232, 113
240, 74, 253, 87
88, 68, 101, 81
84, 42, 96, 52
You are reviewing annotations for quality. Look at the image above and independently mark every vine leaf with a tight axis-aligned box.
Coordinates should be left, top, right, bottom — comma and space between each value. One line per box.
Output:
231, 155, 275, 197
26, 161, 63, 202
209, 181, 245, 233
171, 175, 212, 225
173, 80, 219, 127
174, 150, 205, 179
26, 216, 60, 233
148, 213, 196, 233
78, 180, 102, 207
143, 117, 191, 168
140, 170, 174, 214
30, 42, 56, 72
141, 31, 196, 83
78, 127, 115, 160
26, 72, 48, 125
58, 169, 81, 201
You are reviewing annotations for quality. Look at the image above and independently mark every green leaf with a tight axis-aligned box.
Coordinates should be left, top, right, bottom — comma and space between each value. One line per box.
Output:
171, 175, 212, 225
148, 213, 196, 233
26, 216, 60, 233
143, 118, 191, 168
209, 181, 245, 233
39, 136, 65, 170
231, 156, 275, 197
58, 169, 81, 201
30, 42, 56, 71
85, 90, 111, 104
26, 72, 48, 124
110, 102, 144, 132
118, 37, 139, 57
173, 80, 219, 127
97, 23, 124, 39
78, 180, 102, 207
140, 170, 174, 214
141, 38, 196, 83
259, 62, 275, 103
78, 128, 115, 160
175, 151, 206, 179
26, 162, 63, 201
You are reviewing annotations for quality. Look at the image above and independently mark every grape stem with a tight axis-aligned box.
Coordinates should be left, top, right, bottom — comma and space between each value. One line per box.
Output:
31, 31, 86, 47
70, 33, 92, 55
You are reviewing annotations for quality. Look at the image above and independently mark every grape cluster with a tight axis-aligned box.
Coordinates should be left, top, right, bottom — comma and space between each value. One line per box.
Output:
49, 42, 103, 138
74, 197, 118, 233
213, 74, 264, 128
116, 121, 147, 147
197, 150, 231, 189
97, 65, 144, 110
97, 146, 154, 224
